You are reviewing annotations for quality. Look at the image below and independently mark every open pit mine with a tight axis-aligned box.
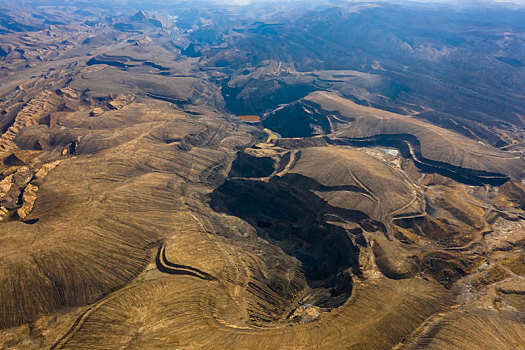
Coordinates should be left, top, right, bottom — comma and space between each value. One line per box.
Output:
0, 1, 524, 349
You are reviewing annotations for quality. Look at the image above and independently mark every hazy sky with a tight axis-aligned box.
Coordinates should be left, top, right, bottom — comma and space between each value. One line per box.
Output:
209, 0, 525, 5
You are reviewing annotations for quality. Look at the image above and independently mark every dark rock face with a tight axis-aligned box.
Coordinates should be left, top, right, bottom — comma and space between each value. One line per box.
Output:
211, 174, 360, 308
229, 153, 274, 178
222, 81, 317, 117
263, 102, 331, 138
3, 152, 24, 166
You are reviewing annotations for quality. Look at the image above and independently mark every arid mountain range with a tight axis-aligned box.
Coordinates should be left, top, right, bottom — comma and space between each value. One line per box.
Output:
0, 1, 524, 349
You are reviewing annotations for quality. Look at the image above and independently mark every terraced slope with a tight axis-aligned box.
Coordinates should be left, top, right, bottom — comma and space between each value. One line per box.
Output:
264, 91, 525, 185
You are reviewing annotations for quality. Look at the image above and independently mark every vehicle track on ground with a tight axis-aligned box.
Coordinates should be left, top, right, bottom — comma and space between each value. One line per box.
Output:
49, 284, 136, 350
49, 243, 216, 349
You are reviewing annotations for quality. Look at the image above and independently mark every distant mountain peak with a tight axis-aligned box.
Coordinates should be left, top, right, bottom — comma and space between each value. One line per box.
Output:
130, 10, 148, 22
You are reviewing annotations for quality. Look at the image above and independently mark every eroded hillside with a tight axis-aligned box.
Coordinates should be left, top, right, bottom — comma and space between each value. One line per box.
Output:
0, 2, 524, 349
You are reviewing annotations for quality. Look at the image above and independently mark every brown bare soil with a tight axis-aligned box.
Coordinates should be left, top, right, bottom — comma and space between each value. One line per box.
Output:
0, 3, 524, 349
238, 115, 261, 122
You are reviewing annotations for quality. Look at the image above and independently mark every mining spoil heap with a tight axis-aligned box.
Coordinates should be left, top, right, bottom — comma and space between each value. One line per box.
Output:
238, 115, 261, 122
0, 2, 524, 350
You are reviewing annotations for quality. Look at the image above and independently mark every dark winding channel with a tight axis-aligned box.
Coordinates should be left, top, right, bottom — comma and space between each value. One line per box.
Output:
49, 244, 215, 349
332, 134, 510, 186
156, 244, 217, 281
276, 134, 510, 187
